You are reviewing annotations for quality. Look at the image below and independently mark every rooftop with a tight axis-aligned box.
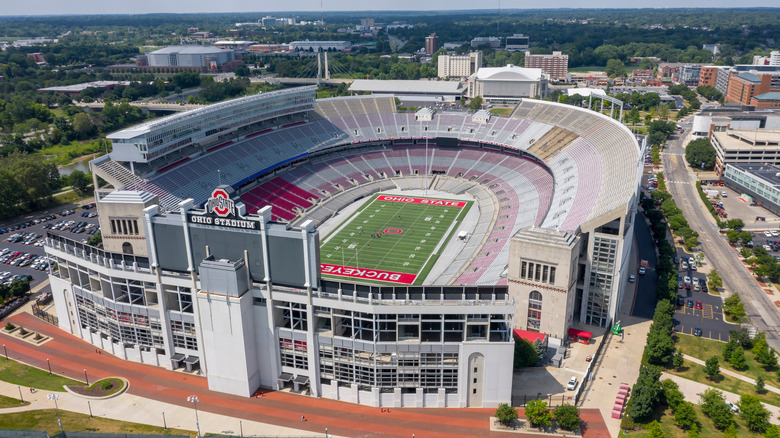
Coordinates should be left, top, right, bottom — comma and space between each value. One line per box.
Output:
737, 72, 762, 83
754, 92, 780, 101
471, 65, 544, 81
37, 81, 130, 93
713, 130, 780, 149
101, 190, 158, 204
729, 163, 780, 188
148, 45, 228, 55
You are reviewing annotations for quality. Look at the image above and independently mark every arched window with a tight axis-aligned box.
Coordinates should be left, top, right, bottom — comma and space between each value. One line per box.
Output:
527, 291, 542, 332
122, 242, 134, 255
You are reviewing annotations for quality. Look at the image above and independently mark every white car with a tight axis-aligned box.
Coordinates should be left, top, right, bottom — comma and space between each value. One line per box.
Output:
681, 261, 688, 270
638, 266, 646, 275
566, 376, 578, 390
773, 231, 779, 237
684, 276, 691, 285
721, 191, 728, 197
688, 257, 695, 266
765, 231, 773, 237
765, 245, 773, 251
725, 400, 739, 413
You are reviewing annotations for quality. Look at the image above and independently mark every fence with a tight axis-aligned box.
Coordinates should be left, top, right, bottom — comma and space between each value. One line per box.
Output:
31, 304, 58, 326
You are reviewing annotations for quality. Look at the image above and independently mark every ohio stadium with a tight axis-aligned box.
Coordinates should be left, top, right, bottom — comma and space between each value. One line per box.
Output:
44, 85, 643, 408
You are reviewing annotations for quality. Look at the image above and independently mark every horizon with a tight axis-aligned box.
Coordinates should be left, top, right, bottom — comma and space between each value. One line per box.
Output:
2, 3, 779, 17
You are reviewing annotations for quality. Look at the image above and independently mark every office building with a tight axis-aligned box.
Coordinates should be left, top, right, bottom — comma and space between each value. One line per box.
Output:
505, 34, 529, 52
425, 34, 440, 55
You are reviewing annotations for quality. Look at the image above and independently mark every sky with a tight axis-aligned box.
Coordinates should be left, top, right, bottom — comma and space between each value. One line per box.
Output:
4, 1, 780, 16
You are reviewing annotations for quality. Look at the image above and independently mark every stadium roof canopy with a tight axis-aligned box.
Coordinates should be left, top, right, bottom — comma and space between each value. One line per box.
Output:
349, 79, 465, 96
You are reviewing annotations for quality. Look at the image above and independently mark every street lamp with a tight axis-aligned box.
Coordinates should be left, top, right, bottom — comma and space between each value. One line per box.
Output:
47, 394, 63, 432
47, 358, 52, 375
83, 369, 89, 385
187, 395, 201, 437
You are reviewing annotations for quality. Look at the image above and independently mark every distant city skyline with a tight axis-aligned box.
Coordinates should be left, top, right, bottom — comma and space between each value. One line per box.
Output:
3, 1, 779, 16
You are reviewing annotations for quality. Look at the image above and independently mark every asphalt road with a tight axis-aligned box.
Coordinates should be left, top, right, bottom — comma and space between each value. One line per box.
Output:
632, 210, 658, 319
662, 118, 780, 350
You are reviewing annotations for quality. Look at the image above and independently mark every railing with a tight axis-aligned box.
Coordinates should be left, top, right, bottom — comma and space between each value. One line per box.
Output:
46, 232, 150, 270
31, 304, 58, 326
514, 393, 575, 408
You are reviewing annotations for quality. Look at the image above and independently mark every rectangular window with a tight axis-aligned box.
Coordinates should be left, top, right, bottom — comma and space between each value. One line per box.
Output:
521, 261, 527, 279
542, 266, 548, 283
549, 267, 556, 284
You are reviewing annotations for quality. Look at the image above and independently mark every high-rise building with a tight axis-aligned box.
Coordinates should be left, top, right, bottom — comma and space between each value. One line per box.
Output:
524, 51, 569, 81
726, 71, 780, 105
505, 34, 529, 52
437, 52, 483, 79
425, 33, 440, 55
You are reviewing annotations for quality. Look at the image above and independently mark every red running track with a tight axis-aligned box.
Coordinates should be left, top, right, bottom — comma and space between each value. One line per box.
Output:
1, 313, 610, 438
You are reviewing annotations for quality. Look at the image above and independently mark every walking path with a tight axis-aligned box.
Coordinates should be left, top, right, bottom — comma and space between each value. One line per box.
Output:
0, 312, 611, 438
661, 372, 780, 425
682, 354, 780, 395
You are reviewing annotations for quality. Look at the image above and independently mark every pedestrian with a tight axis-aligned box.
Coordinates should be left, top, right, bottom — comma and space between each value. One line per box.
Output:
301, 415, 305, 422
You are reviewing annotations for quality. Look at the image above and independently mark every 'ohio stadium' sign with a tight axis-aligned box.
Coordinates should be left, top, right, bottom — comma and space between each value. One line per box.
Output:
187, 188, 259, 230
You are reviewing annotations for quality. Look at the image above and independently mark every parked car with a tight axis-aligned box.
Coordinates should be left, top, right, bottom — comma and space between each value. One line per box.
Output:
687, 300, 694, 308
695, 301, 703, 309
694, 327, 702, 336
676, 296, 685, 306
566, 376, 578, 390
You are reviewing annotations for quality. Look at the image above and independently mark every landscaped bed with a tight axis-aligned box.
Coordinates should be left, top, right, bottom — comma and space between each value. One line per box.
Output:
66, 378, 125, 398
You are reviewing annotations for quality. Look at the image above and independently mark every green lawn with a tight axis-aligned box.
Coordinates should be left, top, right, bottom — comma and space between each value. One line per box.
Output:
624, 404, 763, 438
0, 394, 29, 408
0, 410, 192, 436
0, 357, 84, 392
320, 193, 472, 285
676, 334, 780, 390
666, 359, 780, 407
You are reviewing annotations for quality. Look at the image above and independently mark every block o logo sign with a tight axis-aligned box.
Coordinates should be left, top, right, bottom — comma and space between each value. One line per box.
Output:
207, 188, 235, 218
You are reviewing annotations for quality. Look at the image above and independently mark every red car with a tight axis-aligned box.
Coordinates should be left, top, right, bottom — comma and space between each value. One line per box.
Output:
695, 301, 703, 309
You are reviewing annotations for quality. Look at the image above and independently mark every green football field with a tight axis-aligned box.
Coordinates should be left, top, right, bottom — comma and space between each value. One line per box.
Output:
319, 194, 473, 285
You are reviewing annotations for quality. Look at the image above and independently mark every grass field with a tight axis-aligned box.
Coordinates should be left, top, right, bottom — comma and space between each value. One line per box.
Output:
0, 410, 192, 436
320, 193, 472, 285
0, 357, 84, 392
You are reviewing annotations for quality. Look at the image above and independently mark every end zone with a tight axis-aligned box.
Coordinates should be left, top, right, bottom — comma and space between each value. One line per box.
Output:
321, 263, 417, 284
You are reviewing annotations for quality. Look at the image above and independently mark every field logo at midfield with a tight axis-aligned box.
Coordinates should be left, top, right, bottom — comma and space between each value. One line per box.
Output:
376, 195, 466, 208
321, 263, 417, 284
207, 188, 235, 218
384, 228, 403, 234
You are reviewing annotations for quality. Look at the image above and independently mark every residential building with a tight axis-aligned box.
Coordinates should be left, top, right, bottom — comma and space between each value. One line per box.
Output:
679, 65, 702, 86
524, 52, 569, 81
437, 52, 483, 79
425, 33, 440, 55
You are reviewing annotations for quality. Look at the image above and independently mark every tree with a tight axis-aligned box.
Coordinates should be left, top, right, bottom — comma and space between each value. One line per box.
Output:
725, 230, 740, 244
514, 337, 538, 368
673, 348, 684, 370
72, 112, 94, 139
628, 365, 663, 422
705, 356, 720, 380
739, 394, 771, 433
723, 294, 746, 321
662, 379, 684, 411
67, 170, 91, 196
723, 339, 739, 363
234, 64, 251, 77
685, 139, 716, 170
765, 424, 780, 438
495, 403, 518, 426
700, 388, 734, 430
605, 59, 626, 77
553, 404, 581, 431
729, 347, 746, 370
533, 339, 546, 364
674, 401, 698, 430
86, 231, 102, 247
525, 399, 552, 428
706, 270, 722, 290
756, 375, 766, 393
752, 334, 778, 370
648, 420, 665, 438
468, 96, 483, 112
740, 231, 754, 245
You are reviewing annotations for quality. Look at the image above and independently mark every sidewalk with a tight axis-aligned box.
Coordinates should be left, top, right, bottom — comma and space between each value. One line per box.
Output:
662, 372, 780, 425
0, 311, 613, 438
682, 354, 780, 395
0, 380, 312, 437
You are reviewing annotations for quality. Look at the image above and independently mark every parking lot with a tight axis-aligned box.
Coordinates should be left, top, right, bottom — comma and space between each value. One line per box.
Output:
703, 183, 780, 230
672, 247, 733, 341
0, 205, 100, 293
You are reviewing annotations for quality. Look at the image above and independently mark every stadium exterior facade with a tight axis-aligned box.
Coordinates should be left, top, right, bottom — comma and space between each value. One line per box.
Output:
46, 87, 642, 408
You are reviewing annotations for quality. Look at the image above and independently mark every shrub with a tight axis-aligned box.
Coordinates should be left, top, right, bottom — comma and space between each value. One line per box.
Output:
4, 322, 15, 330
18, 327, 28, 336
525, 399, 552, 428
553, 403, 581, 431
100, 380, 114, 391
33, 333, 42, 341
